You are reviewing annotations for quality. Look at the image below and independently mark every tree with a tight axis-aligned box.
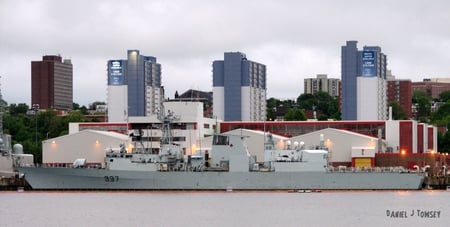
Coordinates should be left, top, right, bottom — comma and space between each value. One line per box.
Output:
438, 131, 450, 153
297, 93, 316, 109
412, 90, 431, 122
431, 101, 450, 127
266, 97, 281, 121
64, 111, 86, 123
8, 103, 29, 116
79, 106, 89, 115
284, 109, 307, 121
296, 92, 340, 120
72, 102, 80, 110
38, 110, 63, 139
266, 98, 298, 121
438, 90, 450, 102
388, 101, 406, 120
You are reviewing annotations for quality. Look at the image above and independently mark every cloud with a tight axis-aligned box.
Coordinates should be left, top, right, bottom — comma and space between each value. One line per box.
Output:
1, 0, 449, 106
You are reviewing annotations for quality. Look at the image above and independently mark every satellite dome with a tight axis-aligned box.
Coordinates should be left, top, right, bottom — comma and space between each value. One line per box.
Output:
13, 144, 24, 154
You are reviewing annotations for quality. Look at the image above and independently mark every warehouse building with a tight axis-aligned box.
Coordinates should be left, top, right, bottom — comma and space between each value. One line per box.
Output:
42, 130, 130, 166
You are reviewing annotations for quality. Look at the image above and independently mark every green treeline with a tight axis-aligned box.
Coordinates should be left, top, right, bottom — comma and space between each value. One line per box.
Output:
2, 102, 102, 163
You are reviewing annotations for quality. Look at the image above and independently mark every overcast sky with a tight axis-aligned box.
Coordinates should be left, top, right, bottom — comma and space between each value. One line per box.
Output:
1, 0, 449, 106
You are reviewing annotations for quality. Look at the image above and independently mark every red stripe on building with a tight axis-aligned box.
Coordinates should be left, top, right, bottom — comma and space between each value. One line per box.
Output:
399, 121, 413, 154
417, 124, 424, 153
427, 127, 434, 152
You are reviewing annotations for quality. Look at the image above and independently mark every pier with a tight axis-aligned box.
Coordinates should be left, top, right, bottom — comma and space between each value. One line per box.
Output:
424, 175, 450, 189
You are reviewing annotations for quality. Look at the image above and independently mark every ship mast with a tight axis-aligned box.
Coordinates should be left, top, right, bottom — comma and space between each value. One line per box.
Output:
158, 104, 180, 145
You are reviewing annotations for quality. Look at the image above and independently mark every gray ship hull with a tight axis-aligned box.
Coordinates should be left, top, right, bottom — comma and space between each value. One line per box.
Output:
18, 167, 424, 190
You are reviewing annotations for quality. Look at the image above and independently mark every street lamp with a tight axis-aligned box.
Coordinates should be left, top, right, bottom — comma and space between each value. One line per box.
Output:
32, 104, 39, 148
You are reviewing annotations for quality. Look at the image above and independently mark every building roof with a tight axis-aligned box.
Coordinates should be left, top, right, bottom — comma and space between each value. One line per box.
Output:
224, 128, 288, 140
293, 127, 379, 140
45, 129, 129, 142
175, 89, 212, 102
88, 130, 130, 140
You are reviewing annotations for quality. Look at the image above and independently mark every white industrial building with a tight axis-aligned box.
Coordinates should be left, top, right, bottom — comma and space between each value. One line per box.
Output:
289, 128, 380, 166
42, 130, 130, 166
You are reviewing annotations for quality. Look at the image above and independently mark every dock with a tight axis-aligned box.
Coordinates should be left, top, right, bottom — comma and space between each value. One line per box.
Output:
424, 175, 450, 189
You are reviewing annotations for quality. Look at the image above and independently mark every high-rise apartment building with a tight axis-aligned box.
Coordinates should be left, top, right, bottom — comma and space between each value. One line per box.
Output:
341, 41, 359, 120
213, 52, 266, 121
107, 50, 163, 122
31, 55, 73, 110
304, 74, 340, 97
341, 41, 387, 120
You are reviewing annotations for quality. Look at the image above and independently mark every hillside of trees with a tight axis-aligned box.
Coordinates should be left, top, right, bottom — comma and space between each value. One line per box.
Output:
267, 92, 340, 121
1, 102, 103, 163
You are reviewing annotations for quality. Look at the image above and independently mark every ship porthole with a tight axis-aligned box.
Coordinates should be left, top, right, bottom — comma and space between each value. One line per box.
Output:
110, 159, 114, 162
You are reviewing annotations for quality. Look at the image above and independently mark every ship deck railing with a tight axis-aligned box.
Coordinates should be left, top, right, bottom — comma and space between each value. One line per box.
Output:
327, 166, 423, 173
35, 163, 103, 169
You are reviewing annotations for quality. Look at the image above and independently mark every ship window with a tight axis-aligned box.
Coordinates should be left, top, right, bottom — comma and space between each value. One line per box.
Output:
110, 159, 114, 162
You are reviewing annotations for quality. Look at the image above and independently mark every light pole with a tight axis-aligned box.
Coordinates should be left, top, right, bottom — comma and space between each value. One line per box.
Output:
32, 104, 39, 149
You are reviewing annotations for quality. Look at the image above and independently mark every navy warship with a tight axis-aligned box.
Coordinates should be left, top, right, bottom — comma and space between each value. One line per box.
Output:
18, 114, 424, 190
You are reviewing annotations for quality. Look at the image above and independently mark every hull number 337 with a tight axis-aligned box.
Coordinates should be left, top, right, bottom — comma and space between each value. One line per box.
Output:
104, 176, 119, 182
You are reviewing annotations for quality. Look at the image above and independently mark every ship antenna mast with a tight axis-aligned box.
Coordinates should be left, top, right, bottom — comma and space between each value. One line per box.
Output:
158, 104, 180, 145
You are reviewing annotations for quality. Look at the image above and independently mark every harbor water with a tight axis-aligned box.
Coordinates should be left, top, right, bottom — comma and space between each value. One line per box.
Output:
1, 190, 448, 226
